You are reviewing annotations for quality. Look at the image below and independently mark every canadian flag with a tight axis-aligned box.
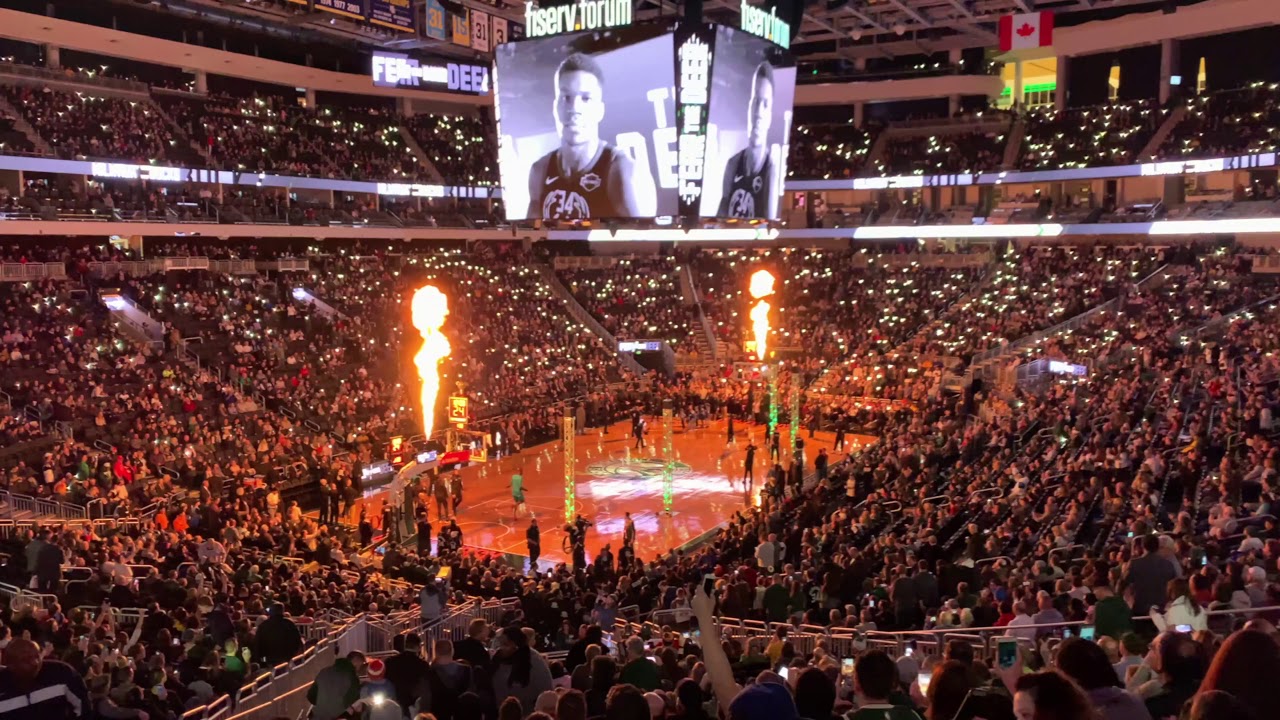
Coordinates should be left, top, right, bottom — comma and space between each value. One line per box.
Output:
998, 11, 1054, 52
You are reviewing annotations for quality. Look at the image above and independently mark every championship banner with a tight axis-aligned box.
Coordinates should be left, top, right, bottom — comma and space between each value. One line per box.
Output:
492, 16, 509, 47
423, 0, 449, 40
314, 0, 368, 21
369, 0, 415, 32
452, 8, 472, 47
510, 21, 525, 40
472, 9, 492, 51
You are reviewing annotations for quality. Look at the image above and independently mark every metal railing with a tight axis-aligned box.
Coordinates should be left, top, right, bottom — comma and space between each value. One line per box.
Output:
0, 262, 66, 281
0, 489, 88, 520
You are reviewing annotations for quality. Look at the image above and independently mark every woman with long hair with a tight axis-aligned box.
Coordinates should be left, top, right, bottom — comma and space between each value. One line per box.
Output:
1013, 671, 1099, 720
1151, 578, 1206, 633
1053, 638, 1150, 720
925, 661, 973, 720
491, 626, 553, 717
1196, 629, 1280, 720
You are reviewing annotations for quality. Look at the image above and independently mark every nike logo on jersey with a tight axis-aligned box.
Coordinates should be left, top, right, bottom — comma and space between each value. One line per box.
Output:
545, 176, 559, 185
734, 175, 744, 182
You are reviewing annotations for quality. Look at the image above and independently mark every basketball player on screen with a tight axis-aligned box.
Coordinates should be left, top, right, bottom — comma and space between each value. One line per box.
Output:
528, 53, 655, 219
717, 62, 777, 219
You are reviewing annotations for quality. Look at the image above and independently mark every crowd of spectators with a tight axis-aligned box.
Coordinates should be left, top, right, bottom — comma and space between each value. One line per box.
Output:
1159, 82, 1280, 160
557, 258, 701, 353
1018, 100, 1164, 170
404, 113, 499, 186
786, 123, 879, 179
2, 237, 1279, 720
876, 130, 1006, 176
1, 84, 203, 166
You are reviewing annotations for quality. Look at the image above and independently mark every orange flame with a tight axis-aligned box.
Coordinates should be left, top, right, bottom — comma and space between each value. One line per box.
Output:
411, 285, 451, 439
748, 269, 776, 362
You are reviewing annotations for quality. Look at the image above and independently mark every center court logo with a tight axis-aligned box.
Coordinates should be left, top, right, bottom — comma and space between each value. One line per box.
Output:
524, 0, 633, 38
586, 458, 693, 479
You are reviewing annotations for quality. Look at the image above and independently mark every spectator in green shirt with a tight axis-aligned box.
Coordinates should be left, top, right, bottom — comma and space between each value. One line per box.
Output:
618, 636, 661, 691
1092, 584, 1133, 641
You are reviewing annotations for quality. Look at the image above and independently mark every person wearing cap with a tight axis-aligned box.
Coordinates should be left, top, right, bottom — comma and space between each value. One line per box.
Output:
361, 658, 396, 704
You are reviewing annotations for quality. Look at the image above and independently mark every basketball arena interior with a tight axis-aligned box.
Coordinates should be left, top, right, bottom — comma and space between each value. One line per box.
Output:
0, 1, 1279, 720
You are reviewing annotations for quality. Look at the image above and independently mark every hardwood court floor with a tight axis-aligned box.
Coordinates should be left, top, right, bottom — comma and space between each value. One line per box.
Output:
364, 418, 873, 567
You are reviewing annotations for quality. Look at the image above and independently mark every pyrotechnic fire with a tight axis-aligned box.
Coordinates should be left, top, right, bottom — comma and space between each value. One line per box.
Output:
410, 285, 451, 439
748, 269, 776, 362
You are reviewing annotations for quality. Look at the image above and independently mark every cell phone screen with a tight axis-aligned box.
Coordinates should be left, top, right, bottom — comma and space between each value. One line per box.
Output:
997, 639, 1018, 670
1079, 626, 1096, 641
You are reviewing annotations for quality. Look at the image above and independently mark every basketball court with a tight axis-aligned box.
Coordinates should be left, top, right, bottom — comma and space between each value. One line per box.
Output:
363, 417, 873, 567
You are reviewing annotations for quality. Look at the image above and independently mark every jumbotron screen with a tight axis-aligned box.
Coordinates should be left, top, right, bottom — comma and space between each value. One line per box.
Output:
493, 22, 794, 222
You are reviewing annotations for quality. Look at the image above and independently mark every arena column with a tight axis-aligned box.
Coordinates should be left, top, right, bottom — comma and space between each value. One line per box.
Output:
662, 399, 674, 514
563, 406, 576, 525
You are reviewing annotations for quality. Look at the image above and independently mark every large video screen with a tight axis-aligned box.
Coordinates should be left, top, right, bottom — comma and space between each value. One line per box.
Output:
494, 25, 678, 221
700, 25, 795, 220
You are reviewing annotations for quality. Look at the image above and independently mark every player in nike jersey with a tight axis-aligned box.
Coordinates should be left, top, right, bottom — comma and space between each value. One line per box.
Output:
717, 62, 777, 219
527, 53, 655, 220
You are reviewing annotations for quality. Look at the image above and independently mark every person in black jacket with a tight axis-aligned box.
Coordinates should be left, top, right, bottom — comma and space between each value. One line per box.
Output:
0, 638, 90, 720
253, 603, 303, 666
453, 618, 493, 678
384, 633, 431, 714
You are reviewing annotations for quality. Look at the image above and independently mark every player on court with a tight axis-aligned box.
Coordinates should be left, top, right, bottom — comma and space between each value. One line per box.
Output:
528, 53, 655, 220
717, 62, 776, 219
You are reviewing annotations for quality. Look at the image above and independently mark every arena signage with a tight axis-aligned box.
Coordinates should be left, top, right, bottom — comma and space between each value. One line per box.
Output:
91, 162, 183, 183
376, 182, 448, 198
1140, 158, 1226, 176
739, 1, 791, 49
676, 31, 713, 213
371, 51, 490, 95
618, 341, 662, 352
523, 0, 632, 38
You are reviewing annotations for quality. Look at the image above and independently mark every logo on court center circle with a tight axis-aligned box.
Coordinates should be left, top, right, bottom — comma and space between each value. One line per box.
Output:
586, 458, 693, 479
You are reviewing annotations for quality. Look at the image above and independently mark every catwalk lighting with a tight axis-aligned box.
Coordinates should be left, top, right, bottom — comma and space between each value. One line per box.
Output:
410, 285, 451, 440
748, 269, 776, 361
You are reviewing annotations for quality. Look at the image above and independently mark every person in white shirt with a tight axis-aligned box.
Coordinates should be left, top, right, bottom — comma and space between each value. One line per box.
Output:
1237, 527, 1264, 555
755, 533, 783, 571
1150, 578, 1207, 633
1005, 600, 1037, 643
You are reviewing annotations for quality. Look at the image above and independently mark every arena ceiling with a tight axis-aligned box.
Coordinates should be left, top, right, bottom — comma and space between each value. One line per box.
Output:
169, 0, 1207, 62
